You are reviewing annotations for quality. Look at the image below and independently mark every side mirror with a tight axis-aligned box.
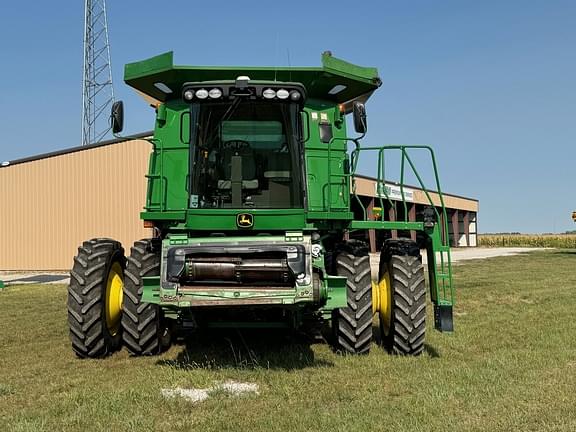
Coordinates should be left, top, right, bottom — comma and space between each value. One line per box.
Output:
111, 101, 124, 134
353, 101, 367, 134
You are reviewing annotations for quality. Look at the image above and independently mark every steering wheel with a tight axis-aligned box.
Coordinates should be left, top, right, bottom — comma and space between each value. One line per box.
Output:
222, 140, 250, 150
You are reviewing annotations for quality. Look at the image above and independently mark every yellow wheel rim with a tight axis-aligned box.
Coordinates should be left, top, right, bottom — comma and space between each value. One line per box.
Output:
372, 272, 392, 336
105, 261, 124, 336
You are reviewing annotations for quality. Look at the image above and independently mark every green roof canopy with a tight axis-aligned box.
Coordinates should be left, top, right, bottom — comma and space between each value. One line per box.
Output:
124, 51, 381, 107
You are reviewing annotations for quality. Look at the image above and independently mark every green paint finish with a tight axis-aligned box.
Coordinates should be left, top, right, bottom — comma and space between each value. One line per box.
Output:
425, 223, 455, 308
141, 211, 185, 221
121, 52, 455, 335
135, 54, 372, 230
350, 221, 425, 230
147, 234, 317, 308
304, 103, 351, 214
124, 51, 380, 105
144, 105, 190, 213
323, 275, 347, 309
184, 209, 306, 231
142, 276, 161, 303
171, 290, 303, 306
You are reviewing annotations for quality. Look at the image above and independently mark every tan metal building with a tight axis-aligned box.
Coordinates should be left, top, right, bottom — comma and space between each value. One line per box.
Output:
0, 136, 478, 270
0, 135, 153, 270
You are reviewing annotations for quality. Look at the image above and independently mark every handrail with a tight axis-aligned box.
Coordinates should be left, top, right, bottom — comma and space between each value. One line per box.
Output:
348, 145, 451, 248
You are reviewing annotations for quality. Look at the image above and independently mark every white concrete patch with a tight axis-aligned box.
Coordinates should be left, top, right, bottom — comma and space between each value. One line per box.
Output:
161, 387, 210, 403
161, 380, 259, 403
219, 380, 260, 396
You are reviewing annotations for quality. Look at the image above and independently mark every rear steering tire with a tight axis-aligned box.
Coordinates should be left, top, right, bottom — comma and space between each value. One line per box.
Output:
67, 238, 126, 358
331, 240, 373, 355
122, 239, 171, 356
379, 239, 426, 356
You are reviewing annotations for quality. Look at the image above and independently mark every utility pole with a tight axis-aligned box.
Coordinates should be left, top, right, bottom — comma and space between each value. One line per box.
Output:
81, 0, 114, 146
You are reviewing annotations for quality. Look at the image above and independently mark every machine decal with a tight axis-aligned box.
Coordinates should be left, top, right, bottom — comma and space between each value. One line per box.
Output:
237, 213, 254, 228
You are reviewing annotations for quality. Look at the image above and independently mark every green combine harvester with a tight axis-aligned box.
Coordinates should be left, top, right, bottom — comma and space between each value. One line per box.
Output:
67, 52, 454, 358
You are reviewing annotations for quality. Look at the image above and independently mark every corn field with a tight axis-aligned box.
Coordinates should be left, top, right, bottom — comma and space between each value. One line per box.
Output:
478, 234, 576, 248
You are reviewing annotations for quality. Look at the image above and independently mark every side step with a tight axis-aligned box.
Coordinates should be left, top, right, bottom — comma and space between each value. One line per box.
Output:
434, 304, 454, 332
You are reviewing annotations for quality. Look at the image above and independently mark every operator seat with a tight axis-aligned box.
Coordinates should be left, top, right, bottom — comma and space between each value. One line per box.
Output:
217, 146, 259, 190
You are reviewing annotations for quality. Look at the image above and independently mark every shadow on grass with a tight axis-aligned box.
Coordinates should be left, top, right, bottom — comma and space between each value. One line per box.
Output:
372, 326, 442, 358
157, 329, 334, 371
552, 249, 576, 255
424, 344, 441, 358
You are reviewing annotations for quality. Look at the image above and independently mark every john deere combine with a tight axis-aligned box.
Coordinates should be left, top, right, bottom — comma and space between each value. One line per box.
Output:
67, 52, 454, 358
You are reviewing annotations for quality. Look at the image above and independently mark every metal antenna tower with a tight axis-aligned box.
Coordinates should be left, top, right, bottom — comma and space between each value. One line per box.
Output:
81, 0, 114, 146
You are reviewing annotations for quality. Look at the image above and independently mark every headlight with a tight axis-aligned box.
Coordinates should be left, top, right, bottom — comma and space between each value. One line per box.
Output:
276, 89, 289, 99
183, 90, 194, 101
208, 88, 222, 99
290, 90, 301, 101
262, 88, 276, 99
195, 89, 209, 99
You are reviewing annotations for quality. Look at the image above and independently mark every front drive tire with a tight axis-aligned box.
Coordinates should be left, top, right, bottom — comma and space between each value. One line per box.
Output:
68, 238, 126, 358
332, 240, 373, 355
121, 239, 170, 356
380, 239, 426, 356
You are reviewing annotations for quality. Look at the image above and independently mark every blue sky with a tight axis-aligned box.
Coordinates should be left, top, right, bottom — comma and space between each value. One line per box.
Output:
0, 1, 574, 233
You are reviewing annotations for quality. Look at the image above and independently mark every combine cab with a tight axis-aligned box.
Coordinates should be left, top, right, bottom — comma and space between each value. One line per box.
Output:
67, 52, 454, 358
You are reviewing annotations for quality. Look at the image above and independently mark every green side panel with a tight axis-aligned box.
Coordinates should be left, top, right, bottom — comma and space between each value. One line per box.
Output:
306, 151, 349, 212
142, 276, 160, 303
145, 104, 190, 212
303, 103, 350, 217
323, 275, 347, 310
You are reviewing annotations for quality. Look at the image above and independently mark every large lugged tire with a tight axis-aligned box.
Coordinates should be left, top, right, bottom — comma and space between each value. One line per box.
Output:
379, 239, 426, 355
122, 239, 170, 356
68, 238, 126, 358
332, 240, 373, 355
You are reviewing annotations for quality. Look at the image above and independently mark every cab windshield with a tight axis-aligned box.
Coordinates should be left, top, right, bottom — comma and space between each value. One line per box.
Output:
188, 101, 303, 209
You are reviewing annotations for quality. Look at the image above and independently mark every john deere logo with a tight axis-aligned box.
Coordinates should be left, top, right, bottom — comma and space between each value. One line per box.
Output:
237, 213, 254, 228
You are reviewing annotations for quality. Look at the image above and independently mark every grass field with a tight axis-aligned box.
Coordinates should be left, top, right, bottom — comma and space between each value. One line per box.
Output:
2, 250, 576, 431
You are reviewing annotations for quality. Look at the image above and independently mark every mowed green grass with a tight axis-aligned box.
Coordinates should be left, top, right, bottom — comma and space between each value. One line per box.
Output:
2, 250, 576, 431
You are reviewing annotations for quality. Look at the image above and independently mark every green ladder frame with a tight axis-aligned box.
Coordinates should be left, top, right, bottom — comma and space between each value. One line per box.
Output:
346, 144, 455, 332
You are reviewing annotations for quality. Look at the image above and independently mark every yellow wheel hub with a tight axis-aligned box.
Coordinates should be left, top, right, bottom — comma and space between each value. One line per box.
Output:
372, 272, 392, 336
105, 261, 124, 336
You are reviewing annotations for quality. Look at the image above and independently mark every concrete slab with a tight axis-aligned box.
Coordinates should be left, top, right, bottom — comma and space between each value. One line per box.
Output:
0, 247, 541, 287
0, 272, 69, 285
370, 247, 541, 278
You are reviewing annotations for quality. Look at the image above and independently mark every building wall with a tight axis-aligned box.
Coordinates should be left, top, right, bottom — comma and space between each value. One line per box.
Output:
0, 139, 152, 270
0, 138, 479, 270
354, 176, 479, 213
